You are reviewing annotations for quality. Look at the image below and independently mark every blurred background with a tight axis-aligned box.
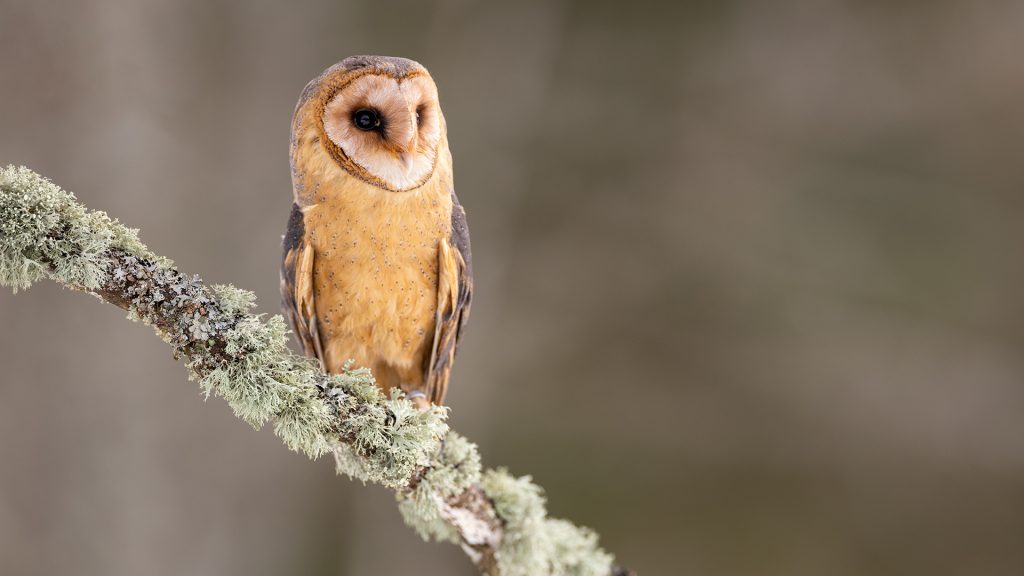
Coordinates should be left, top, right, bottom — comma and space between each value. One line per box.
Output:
2, 1, 1024, 574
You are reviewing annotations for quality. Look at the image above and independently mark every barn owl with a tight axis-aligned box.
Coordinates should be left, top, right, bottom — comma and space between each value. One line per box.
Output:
281, 56, 472, 409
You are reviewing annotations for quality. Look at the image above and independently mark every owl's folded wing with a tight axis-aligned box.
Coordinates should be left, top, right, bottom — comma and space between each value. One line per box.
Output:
425, 192, 473, 405
281, 203, 325, 366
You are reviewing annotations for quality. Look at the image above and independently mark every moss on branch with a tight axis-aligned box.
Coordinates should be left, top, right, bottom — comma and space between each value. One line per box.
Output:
0, 166, 627, 576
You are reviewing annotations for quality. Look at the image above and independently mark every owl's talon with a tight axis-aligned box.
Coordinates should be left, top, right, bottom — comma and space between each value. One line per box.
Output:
405, 390, 430, 411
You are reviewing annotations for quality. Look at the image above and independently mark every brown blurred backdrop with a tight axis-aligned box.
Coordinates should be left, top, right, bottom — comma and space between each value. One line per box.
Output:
2, 1, 1024, 575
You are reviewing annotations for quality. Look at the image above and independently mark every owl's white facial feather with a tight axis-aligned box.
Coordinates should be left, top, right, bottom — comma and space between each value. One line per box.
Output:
322, 74, 442, 191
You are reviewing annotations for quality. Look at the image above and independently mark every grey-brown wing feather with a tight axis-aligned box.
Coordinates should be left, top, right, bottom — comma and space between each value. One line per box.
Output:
424, 191, 473, 404
280, 203, 325, 366
450, 193, 473, 346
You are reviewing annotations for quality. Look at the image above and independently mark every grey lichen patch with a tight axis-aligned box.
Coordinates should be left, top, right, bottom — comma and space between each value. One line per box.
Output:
103, 251, 341, 458
105, 252, 235, 355
482, 469, 614, 576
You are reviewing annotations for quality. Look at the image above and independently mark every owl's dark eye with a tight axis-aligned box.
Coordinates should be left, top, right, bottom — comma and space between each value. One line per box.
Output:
352, 108, 381, 131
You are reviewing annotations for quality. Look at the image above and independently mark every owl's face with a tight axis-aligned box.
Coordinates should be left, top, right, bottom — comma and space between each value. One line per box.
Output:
310, 57, 444, 192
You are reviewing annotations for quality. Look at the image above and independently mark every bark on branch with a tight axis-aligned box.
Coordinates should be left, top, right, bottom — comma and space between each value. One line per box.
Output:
0, 166, 634, 576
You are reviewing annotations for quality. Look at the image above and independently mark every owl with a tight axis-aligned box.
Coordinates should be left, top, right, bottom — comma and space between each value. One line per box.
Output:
281, 56, 472, 408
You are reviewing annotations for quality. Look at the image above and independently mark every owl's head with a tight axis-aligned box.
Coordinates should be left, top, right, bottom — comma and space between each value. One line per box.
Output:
294, 56, 445, 193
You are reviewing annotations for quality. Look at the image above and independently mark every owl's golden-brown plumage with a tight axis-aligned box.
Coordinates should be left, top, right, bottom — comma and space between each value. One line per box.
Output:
281, 56, 472, 407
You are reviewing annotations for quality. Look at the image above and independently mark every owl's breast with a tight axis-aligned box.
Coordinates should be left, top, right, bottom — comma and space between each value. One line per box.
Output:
304, 181, 454, 371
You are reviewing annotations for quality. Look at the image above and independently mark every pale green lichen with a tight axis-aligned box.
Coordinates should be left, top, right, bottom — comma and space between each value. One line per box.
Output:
543, 519, 615, 576
0, 165, 155, 291
198, 314, 447, 468
196, 314, 335, 456
399, 431, 483, 542
210, 284, 257, 315
332, 386, 449, 487
0, 166, 621, 575
482, 469, 614, 576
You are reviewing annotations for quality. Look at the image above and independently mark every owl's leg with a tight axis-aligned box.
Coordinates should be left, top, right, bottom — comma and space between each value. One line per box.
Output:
391, 362, 432, 411
373, 362, 426, 408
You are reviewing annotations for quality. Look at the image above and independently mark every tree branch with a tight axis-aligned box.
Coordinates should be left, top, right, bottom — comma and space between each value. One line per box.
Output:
0, 166, 634, 576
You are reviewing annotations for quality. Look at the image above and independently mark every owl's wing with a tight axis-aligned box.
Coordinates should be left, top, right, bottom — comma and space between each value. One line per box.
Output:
424, 191, 473, 405
281, 203, 325, 366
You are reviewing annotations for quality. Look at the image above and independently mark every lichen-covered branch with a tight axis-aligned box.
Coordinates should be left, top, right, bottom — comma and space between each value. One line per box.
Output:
0, 166, 633, 576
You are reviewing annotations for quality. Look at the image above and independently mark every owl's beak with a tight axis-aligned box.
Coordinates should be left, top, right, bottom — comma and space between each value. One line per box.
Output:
395, 132, 417, 153
395, 132, 418, 169
397, 151, 415, 171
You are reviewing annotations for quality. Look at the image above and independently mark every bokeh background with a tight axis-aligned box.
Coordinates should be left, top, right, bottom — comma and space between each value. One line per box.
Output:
2, 1, 1024, 574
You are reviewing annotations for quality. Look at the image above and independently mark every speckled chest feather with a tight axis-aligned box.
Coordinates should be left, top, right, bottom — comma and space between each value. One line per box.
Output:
303, 176, 452, 374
